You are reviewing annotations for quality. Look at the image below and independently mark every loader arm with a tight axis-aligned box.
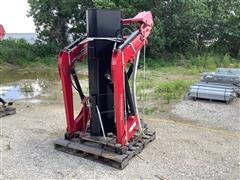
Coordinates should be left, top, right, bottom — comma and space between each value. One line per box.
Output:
58, 36, 89, 136
112, 11, 153, 144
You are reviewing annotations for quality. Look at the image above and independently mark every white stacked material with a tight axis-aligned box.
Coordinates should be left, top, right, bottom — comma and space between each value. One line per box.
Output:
188, 68, 240, 103
188, 85, 236, 103
216, 68, 240, 75
197, 82, 240, 97
202, 73, 240, 85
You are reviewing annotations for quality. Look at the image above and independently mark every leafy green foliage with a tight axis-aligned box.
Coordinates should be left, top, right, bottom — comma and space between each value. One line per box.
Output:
27, 0, 240, 57
0, 0, 236, 68
0, 39, 57, 66
94, 0, 240, 58
28, 0, 94, 47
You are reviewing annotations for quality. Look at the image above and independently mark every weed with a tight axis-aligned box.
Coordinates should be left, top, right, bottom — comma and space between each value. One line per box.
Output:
144, 107, 158, 115
156, 80, 195, 103
159, 105, 166, 112
20, 84, 33, 93
6, 142, 11, 150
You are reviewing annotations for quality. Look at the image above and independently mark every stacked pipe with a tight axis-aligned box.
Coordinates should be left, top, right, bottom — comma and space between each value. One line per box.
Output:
188, 68, 240, 103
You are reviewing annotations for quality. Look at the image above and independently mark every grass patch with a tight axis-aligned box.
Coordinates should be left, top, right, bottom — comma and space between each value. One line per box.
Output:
20, 84, 34, 93
159, 105, 166, 112
136, 66, 197, 106
156, 80, 195, 104
145, 53, 240, 73
144, 107, 158, 115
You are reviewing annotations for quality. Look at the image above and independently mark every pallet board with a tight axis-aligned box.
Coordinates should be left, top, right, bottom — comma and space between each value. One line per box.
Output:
54, 131, 156, 169
0, 106, 16, 118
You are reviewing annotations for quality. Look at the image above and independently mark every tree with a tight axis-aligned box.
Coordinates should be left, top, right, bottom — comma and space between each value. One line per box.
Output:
28, 0, 94, 48
28, 0, 240, 58
207, 0, 240, 57
95, 0, 240, 58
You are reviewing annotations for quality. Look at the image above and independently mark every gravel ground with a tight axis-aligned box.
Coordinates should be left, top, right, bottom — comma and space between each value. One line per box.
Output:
1, 102, 240, 179
172, 99, 240, 131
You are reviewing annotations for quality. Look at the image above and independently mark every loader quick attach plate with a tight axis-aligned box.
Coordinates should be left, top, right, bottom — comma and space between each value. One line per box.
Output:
0, 106, 16, 118
54, 130, 156, 169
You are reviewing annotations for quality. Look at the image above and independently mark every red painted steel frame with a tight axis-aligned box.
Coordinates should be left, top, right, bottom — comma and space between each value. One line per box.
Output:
112, 11, 153, 145
58, 11, 153, 146
58, 39, 89, 134
0, 24, 5, 40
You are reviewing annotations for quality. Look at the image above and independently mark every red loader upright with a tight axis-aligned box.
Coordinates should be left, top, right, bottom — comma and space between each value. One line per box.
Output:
54, 9, 156, 169
0, 24, 6, 40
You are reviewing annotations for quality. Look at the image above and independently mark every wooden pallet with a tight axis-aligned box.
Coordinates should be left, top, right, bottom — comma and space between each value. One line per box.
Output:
0, 106, 16, 118
54, 131, 156, 169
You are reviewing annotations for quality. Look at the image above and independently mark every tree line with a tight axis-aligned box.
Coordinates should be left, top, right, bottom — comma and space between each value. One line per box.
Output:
28, 0, 240, 58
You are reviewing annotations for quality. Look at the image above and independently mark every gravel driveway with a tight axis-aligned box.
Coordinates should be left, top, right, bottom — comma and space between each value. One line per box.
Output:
1, 102, 239, 179
172, 99, 240, 131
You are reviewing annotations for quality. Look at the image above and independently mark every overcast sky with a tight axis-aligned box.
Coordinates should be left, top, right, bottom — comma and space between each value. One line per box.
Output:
0, 0, 36, 33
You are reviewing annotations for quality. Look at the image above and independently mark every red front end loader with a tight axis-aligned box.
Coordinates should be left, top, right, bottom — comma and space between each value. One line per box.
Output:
54, 9, 156, 169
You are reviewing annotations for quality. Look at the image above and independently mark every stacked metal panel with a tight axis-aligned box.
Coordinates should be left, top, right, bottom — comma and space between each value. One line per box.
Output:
188, 68, 240, 103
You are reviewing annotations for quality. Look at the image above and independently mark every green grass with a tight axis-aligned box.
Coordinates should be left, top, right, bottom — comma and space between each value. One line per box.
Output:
144, 107, 158, 115
156, 80, 195, 103
20, 84, 34, 93
136, 66, 197, 105
152, 66, 200, 75
145, 53, 240, 73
